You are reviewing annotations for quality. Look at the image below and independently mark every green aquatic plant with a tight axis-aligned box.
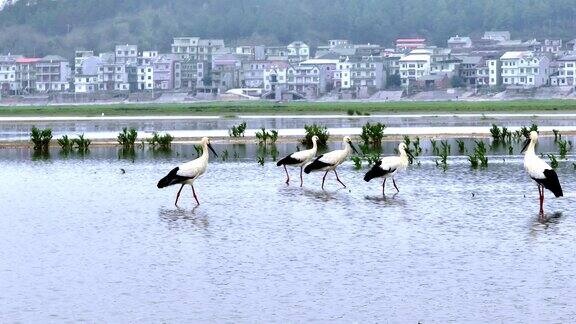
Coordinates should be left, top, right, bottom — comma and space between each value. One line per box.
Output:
468, 154, 479, 169
508, 145, 514, 155
440, 140, 451, 155
430, 139, 438, 155
255, 128, 279, 144
490, 124, 501, 142
269, 144, 279, 161
257, 155, 265, 166
73, 134, 91, 153
351, 156, 362, 170
229, 122, 247, 137
558, 140, 569, 159
148, 132, 173, 150
548, 154, 559, 169
30, 126, 52, 151
301, 124, 329, 147
57, 135, 74, 151
221, 149, 229, 161
456, 139, 466, 154
360, 122, 386, 147
490, 124, 512, 144
117, 127, 138, 148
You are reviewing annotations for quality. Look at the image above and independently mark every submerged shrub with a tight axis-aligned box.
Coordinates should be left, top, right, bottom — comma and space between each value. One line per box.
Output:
255, 128, 279, 144
30, 126, 52, 151
229, 122, 247, 137
548, 154, 559, 169
558, 140, 570, 159
360, 122, 386, 147
456, 139, 466, 154
57, 135, 74, 151
148, 132, 174, 150
117, 127, 138, 148
351, 156, 362, 170
301, 124, 329, 147
73, 134, 91, 153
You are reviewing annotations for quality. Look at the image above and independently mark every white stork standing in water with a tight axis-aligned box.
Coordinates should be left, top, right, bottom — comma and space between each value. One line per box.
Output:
276, 135, 319, 186
157, 137, 218, 206
521, 131, 563, 217
304, 136, 359, 189
363, 143, 414, 195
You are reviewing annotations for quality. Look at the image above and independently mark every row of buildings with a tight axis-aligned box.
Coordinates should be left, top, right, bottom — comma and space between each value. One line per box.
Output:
3, 32, 576, 100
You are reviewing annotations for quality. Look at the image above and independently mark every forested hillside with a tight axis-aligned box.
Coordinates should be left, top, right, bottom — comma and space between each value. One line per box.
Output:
1, 0, 576, 57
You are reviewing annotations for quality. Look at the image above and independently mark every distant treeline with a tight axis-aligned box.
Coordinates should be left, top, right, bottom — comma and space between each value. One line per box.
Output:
1, 0, 576, 58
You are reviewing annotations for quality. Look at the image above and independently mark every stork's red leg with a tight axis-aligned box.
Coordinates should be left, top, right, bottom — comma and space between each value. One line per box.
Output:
392, 178, 400, 192
174, 184, 185, 207
300, 166, 304, 187
191, 184, 200, 205
539, 185, 545, 216
322, 171, 329, 190
283, 165, 290, 185
382, 178, 387, 196
334, 169, 346, 188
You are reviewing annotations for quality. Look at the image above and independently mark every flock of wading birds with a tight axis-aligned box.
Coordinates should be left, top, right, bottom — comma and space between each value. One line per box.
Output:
158, 131, 563, 216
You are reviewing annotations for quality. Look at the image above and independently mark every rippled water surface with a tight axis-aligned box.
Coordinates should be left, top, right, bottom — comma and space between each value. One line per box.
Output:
1, 145, 576, 322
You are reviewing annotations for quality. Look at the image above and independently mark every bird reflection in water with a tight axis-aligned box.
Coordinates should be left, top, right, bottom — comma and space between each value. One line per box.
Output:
159, 207, 210, 231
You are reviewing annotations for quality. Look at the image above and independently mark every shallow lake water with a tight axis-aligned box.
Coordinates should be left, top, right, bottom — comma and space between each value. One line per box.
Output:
1, 142, 575, 322
3, 113, 576, 141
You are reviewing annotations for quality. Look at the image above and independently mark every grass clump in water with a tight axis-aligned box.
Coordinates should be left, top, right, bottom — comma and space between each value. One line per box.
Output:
30, 126, 52, 152
117, 127, 138, 148
148, 132, 174, 150
73, 134, 91, 153
301, 124, 329, 148
360, 122, 385, 148
229, 122, 247, 137
255, 128, 278, 144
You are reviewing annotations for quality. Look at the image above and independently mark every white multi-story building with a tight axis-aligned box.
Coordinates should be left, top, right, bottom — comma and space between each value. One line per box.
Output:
286, 64, 321, 97
35, 55, 71, 92
334, 61, 352, 90
500, 51, 549, 88
399, 49, 432, 87
136, 51, 157, 91
287, 41, 310, 63
555, 54, 576, 86
115, 45, 138, 65
263, 62, 288, 92
487, 59, 502, 86
0, 55, 20, 94
74, 75, 98, 93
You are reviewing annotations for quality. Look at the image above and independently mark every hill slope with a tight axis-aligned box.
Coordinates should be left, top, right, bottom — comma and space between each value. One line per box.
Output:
1, 0, 575, 57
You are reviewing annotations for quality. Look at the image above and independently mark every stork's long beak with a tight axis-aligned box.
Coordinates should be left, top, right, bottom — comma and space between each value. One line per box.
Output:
208, 143, 218, 157
349, 142, 359, 154
520, 138, 530, 153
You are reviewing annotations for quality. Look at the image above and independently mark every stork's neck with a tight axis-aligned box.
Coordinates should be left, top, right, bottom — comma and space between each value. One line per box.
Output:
343, 142, 351, 153
312, 139, 318, 151
201, 142, 210, 160
525, 140, 537, 156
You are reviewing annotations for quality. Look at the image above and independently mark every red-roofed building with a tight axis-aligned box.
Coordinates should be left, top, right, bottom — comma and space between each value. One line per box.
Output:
396, 38, 427, 51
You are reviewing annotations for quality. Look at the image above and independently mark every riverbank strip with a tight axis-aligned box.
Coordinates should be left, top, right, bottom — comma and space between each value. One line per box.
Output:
2, 99, 576, 117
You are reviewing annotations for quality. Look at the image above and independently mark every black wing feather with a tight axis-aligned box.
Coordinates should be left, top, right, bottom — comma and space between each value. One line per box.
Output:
304, 155, 333, 174
364, 161, 396, 182
539, 169, 563, 197
277, 154, 302, 166
157, 167, 194, 188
